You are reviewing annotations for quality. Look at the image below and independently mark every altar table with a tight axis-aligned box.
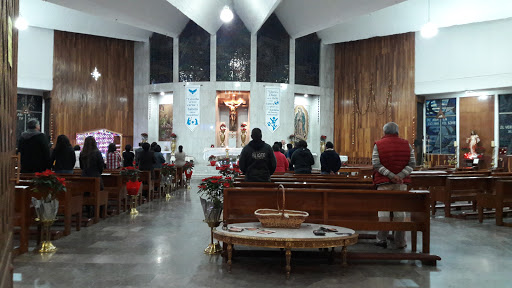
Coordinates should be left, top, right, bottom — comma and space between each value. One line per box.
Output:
214, 222, 358, 279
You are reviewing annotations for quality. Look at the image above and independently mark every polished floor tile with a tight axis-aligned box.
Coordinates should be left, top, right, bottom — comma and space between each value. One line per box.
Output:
13, 179, 512, 288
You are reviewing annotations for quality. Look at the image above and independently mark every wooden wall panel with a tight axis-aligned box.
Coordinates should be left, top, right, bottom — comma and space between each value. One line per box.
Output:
459, 96, 494, 169
52, 31, 134, 146
334, 33, 416, 163
1, 0, 18, 286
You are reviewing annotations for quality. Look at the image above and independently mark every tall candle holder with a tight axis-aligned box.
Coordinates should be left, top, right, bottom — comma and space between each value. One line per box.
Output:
491, 141, 496, 167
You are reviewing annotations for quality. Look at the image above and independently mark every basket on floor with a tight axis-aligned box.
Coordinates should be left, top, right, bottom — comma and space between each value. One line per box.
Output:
254, 184, 309, 229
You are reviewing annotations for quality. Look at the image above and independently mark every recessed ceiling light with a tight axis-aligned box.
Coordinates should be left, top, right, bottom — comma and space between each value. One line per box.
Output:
420, 22, 438, 38
304, 94, 308, 98
220, 6, 234, 23
160, 92, 165, 96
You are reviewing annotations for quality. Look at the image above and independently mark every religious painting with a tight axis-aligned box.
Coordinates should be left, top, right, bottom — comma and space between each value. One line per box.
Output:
159, 104, 173, 141
294, 105, 309, 140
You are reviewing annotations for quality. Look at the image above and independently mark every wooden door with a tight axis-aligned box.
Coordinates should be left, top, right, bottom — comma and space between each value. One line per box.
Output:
1, 0, 19, 287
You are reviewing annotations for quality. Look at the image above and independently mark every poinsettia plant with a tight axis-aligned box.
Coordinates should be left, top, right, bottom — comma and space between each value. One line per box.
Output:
240, 123, 247, 132
218, 164, 241, 178
170, 133, 177, 139
32, 170, 66, 201
161, 163, 176, 177
183, 160, 194, 171
197, 176, 233, 208
220, 123, 227, 132
120, 166, 141, 181
320, 135, 327, 141
208, 155, 217, 161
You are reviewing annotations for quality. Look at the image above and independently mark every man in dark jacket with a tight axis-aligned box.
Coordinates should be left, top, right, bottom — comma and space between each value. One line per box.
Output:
320, 141, 341, 174
290, 140, 314, 174
239, 128, 276, 182
18, 119, 50, 173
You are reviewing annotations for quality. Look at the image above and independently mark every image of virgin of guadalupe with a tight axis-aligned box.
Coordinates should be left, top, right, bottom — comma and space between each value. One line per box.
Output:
294, 105, 309, 140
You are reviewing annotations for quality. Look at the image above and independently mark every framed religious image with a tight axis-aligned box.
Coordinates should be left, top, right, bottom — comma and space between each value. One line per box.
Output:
159, 104, 173, 141
294, 105, 309, 140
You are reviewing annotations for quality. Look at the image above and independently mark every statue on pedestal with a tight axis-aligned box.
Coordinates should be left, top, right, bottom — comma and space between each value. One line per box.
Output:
466, 130, 480, 158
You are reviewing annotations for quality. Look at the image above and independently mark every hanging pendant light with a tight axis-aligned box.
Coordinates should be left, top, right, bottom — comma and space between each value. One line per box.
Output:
420, 0, 438, 38
220, 6, 234, 23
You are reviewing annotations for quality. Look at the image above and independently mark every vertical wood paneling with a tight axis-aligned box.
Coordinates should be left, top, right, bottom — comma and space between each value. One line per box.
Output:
459, 96, 494, 169
334, 33, 416, 163
1, 0, 18, 286
52, 31, 134, 146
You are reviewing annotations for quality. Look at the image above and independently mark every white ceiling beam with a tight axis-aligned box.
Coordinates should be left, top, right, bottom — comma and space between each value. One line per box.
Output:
234, 0, 281, 34
166, 0, 229, 35
275, 0, 406, 39
21, 0, 152, 42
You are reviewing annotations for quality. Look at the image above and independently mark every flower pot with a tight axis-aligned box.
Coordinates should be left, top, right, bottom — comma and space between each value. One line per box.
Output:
31, 198, 59, 221
210, 161, 217, 166
185, 169, 193, 179
200, 197, 223, 223
126, 180, 142, 196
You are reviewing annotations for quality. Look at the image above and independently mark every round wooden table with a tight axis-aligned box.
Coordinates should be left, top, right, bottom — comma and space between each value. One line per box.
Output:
213, 222, 358, 279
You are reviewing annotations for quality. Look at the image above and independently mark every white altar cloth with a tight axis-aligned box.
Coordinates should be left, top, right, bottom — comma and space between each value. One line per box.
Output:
203, 147, 243, 160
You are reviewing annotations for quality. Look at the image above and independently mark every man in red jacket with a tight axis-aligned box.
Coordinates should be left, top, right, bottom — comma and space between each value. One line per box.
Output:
372, 122, 415, 249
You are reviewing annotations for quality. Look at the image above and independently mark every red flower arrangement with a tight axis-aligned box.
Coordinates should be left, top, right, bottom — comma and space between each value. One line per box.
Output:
161, 163, 176, 177
32, 170, 67, 200
197, 175, 233, 208
240, 123, 247, 132
120, 166, 141, 181
218, 164, 241, 178
220, 123, 227, 132
170, 133, 177, 139
320, 135, 327, 141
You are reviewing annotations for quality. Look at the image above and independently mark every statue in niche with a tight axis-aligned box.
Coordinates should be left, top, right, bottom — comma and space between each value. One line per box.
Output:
466, 130, 480, 158
294, 105, 309, 141
224, 99, 245, 131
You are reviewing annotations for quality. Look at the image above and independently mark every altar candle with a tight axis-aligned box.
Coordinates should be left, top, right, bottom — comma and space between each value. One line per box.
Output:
491, 141, 495, 147
453, 141, 457, 147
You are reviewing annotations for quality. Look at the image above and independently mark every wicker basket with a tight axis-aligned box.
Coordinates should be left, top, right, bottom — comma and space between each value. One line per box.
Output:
254, 185, 309, 229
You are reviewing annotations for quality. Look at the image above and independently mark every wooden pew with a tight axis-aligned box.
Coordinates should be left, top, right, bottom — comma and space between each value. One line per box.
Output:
223, 187, 440, 264
13, 186, 31, 255
234, 181, 375, 190
140, 171, 153, 202
477, 180, 512, 225
153, 168, 162, 198
102, 174, 127, 214
269, 177, 373, 184
68, 177, 105, 223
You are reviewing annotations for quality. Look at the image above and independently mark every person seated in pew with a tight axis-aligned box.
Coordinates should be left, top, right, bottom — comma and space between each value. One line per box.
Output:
320, 141, 341, 175
51, 134, 76, 174
273, 144, 288, 174
239, 128, 276, 182
80, 136, 105, 190
290, 140, 314, 174
372, 122, 415, 249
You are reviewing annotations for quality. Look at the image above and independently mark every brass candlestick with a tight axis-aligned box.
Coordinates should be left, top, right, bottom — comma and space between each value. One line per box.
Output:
39, 219, 57, 253
204, 220, 222, 255
130, 195, 139, 215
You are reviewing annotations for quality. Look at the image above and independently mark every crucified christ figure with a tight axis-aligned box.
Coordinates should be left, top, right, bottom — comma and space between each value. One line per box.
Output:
224, 99, 245, 131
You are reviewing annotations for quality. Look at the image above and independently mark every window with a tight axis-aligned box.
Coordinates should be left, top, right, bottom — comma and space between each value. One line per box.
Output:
498, 94, 512, 149
257, 14, 289, 83
425, 98, 456, 154
217, 14, 250, 82
295, 33, 320, 86
150, 33, 173, 84
16, 94, 43, 142
179, 21, 210, 82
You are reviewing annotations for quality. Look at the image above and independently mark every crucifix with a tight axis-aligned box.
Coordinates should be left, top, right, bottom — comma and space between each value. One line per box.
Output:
224, 98, 245, 131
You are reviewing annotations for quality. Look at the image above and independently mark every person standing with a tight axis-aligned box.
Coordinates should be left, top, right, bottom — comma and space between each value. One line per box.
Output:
122, 144, 135, 167
18, 119, 50, 173
106, 143, 122, 169
50, 135, 76, 174
80, 136, 105, 190
320, 141, 341, 174
137, 143, 155, 172
273, 144, 288, 174
290, 140, 314, 174
175, 145, 186, 167
372, 122, 415, 249
239, 128, 276, 182
153, 145, 166, 169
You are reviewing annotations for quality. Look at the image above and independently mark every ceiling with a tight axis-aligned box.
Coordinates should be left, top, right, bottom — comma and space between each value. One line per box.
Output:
21, 0, 512, 43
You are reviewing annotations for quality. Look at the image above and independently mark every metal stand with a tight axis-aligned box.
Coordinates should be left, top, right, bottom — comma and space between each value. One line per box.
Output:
39, 219, 57, 253
204, 221, 222, 255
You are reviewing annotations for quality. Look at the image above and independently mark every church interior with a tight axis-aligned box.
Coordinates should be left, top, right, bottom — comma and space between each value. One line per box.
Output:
2, 0, 512, 287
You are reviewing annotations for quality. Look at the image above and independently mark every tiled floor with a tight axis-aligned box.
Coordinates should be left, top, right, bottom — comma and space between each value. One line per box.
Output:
13, 180, 512, 287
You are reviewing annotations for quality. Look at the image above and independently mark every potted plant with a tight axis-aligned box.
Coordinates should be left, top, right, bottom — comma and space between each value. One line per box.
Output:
208, 155, 217, 166
31, 169, 67, 252
120, 166, 141, 196
183, 160, 194, 180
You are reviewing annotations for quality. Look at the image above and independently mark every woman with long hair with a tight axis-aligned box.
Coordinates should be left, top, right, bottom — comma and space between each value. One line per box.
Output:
51, 134, 76, 174
79, 136, 105, 189
106, 143, 122, 169
122, 144, 134, 167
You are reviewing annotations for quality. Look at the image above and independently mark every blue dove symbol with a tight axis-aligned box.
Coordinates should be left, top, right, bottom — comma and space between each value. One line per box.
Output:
189, 89, 197, 94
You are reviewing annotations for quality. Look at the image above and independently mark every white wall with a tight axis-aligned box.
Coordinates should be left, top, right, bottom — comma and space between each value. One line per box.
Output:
416, 18, 512, 94
17, 27, 54, 91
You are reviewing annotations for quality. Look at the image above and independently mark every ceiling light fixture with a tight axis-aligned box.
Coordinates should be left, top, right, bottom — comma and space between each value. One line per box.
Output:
220, 6, 234, 23
91, 67, 101, 81
420, 0, 438, 39
14, 16, 28, 30
160, 92, 165, 96
304, 94, 308, 98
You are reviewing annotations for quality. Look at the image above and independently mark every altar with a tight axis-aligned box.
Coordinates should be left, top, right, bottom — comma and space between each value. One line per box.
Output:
203, 147, 243, 161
